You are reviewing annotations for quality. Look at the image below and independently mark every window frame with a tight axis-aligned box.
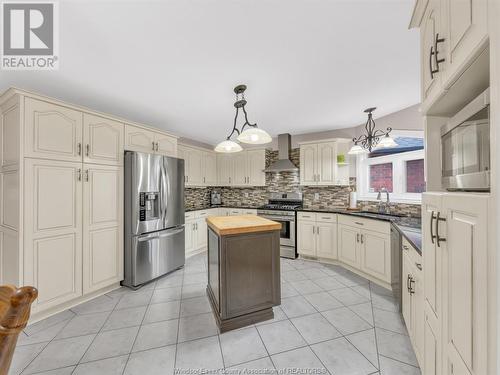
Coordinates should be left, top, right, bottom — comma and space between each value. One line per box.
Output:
356, 149, 425, 204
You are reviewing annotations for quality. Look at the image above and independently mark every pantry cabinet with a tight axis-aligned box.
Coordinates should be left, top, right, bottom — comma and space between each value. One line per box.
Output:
24, 98, 83, 162
421, 192, 489, 375
299, 140, 350, 186
23, 159, 84, 312
82, 165, 123, 294
297, 212, 337, 260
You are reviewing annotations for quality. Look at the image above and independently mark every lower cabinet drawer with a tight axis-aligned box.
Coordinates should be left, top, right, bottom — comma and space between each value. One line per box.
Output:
338, 214, 390, 234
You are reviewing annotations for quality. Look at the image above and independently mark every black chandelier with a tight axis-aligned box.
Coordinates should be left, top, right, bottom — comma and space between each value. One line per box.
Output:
348, 107, 397, 154
214, 85, 271, 153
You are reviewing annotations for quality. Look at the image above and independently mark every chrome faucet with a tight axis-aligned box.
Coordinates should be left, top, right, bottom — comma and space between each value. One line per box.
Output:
377, 187, 390, 214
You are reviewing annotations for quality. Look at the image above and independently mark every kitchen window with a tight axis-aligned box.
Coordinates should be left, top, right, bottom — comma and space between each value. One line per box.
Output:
357, 132, 425, 204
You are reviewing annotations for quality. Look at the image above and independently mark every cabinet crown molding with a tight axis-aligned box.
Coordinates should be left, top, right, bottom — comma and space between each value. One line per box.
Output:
0, 87, 178, 139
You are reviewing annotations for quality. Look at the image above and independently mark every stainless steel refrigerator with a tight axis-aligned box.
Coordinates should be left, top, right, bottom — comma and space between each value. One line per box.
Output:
123, 151, 185, 288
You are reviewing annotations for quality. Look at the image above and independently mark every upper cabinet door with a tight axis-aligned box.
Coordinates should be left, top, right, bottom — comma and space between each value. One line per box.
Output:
232, 152, 248, 186
217, 154, 232, 186
300, 144, 317, 185
124, 125, 156, 153
155, 133, 177, 157
186, 148, 203, 186
247, 149, 266, 186
83, 114, 124, 166
421, 0, 442, 103
317, 142, 336, 186
202, 151, 218, 186
25, 98, 83, 162
443, 0, 487, 84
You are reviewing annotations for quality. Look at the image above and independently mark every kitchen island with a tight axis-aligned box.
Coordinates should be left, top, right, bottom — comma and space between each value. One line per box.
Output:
206, 215, 281, 332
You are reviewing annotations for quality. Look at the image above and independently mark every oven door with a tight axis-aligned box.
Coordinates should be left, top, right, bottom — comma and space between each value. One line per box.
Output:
260, 215, 295, 247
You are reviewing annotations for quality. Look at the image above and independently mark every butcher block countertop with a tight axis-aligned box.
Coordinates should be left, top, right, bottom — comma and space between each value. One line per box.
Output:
206, 215, 281, 236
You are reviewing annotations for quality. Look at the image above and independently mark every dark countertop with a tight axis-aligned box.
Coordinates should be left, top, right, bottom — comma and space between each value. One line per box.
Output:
298, 207, 422, 254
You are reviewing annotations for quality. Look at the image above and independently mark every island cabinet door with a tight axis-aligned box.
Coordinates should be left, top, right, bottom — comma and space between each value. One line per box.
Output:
221, 231, 280, 319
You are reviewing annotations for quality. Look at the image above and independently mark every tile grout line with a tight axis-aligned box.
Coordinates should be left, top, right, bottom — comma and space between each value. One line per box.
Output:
369, 282, 382, 371
172, 264, 186, 372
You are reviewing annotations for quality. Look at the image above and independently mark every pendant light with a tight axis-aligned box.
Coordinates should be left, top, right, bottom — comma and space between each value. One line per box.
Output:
348, 107, 397, 154
214, 85, 272, 153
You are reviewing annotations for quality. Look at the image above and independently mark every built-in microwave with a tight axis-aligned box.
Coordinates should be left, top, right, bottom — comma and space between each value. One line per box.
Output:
441, 89, 490, 191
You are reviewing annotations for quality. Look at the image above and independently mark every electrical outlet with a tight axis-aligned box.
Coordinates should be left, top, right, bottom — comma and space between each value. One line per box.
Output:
314, 193, 319, 201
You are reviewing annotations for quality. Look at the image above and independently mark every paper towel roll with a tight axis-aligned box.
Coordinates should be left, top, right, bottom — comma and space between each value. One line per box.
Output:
349, 192, 357, 209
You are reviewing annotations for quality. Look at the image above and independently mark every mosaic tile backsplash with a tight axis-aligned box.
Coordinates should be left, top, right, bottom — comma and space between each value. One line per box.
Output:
185, 148, 421, 217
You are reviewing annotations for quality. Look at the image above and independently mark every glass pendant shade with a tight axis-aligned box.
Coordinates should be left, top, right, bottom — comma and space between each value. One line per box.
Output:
214, 139, 243, 153
376, 135, 398, 148
237, 127, 272, 144
348, 144, 367, 155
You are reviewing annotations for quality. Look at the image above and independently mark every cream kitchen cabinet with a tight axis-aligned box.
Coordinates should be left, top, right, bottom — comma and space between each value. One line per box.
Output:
24, 98, 84, 162
178, 145, 218, 186
217, 154, 233, 186
82, 165, 123, 294
337, 215, 391, 284
410, 0, 488, 111
216, 149, 266, 187
402, 238, 424, 367
154, 132, 177, 157
441, 0, 488, 85
125, 125, 157, 153
202, 151, 218, 186
421, 192, 489, 375
185, 209, 218, 257
83, 114, 124, 166
297, 212, 337, 260
299, 140, 350, 186
23, 159, 84, 312
125, 124, 177, 157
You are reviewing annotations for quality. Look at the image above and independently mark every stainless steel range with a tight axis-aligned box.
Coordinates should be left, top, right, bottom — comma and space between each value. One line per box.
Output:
257, 193, 302, 259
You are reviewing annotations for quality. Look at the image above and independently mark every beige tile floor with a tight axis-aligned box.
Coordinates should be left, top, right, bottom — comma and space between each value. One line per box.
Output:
10, 253, 421, 375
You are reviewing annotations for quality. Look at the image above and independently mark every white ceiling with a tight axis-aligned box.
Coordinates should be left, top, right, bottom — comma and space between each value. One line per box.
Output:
0, 0, 420, 145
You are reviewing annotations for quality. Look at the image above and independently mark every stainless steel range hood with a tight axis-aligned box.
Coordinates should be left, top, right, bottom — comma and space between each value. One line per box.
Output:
264, 134, 298, 172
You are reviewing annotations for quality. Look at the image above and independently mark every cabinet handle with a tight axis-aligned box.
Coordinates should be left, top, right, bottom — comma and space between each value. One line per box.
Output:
313, 226, 315, 234
156, 142, 159, 151
403, 245, 409, 251
430, 211, 436, 244
436, 211, 446, 247
77, 143, 82, 156
434, 33, 445, 70
229, 177, 231, 184
77, 168, 82, 181
360, 234, 364, 244
152, 141, 156, 151
406, 274, 411, 293
203, 177, 206, 183
354, 221, 364, 226
356, 233, 360, 243
415, 263, 422, 271
429, 46, 438, 79
409, 276, 415, 295
317, 226, 320, 235
85, 144, 90, 157
85, 169, 89, 182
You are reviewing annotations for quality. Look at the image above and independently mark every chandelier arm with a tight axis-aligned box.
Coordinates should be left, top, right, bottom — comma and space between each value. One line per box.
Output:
226, 107, 241, 139
240, 106, 257, 131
